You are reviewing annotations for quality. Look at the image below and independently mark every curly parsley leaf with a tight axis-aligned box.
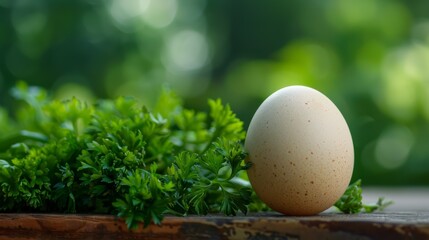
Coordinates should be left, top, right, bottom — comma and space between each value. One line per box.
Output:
113, 166, 175, 229
334, 179, 393, 214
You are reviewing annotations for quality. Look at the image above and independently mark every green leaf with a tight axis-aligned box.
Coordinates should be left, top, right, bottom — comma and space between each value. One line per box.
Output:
334, 179, 393, 214
334, 179, 363, 213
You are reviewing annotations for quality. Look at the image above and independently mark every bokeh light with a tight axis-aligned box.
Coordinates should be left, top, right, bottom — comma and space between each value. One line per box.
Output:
375, 125, 414, 170
1, 0, 429, 185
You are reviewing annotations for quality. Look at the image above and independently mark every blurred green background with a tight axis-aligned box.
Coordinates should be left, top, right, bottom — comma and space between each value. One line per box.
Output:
1, 0, 429, 186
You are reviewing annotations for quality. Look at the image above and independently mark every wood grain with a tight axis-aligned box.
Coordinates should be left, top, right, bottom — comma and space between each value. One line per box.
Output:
0, 212, 428, 240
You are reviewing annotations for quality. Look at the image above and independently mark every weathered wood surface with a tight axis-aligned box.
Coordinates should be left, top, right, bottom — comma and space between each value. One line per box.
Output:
0, 212, 428, 240
0, 188, 428, 239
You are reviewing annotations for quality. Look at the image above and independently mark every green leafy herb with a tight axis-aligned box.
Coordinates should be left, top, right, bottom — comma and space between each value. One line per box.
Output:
0, 82, 252, 229
334, 179, 393, 213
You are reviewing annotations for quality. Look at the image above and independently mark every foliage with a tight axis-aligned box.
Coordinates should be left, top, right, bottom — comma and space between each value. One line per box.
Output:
334, 179, 393, 214
0, 83, 252, 229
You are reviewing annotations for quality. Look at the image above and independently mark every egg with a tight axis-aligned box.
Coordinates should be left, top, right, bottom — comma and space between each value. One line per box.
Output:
245, 85, 354, 215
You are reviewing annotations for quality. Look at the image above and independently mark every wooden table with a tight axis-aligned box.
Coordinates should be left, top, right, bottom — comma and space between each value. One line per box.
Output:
0, 188, 428, 240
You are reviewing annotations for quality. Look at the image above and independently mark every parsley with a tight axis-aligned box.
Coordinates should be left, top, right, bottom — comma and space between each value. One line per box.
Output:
0, 82, 252, 228
334, 179, 393, 214
0, 83, 390, 229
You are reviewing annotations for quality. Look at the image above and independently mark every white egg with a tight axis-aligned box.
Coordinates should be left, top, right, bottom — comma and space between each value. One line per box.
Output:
245, 85, 354, 215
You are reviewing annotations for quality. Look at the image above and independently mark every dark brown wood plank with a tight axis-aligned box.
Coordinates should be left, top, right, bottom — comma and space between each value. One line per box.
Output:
0, 212, 428, 240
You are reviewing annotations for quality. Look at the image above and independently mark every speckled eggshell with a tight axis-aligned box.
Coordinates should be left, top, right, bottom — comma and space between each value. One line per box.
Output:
245, 85, 354, 215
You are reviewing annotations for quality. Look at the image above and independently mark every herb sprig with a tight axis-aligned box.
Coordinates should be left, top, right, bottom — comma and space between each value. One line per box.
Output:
334, 179, 393, 214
